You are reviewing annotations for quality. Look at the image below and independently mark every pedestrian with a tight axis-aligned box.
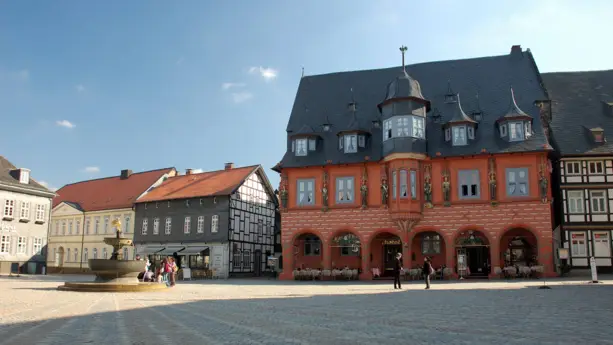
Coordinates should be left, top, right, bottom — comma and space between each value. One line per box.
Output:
169, 257, 177, 287
422, 257, 434, 289
393, 252, 403, 290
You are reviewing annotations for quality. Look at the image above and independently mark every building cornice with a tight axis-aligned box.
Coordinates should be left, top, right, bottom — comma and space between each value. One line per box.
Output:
0, 182, 56, 198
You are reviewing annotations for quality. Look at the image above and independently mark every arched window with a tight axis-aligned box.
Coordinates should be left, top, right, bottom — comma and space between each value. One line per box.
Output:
303, 235, 321, 256
93, 248, 98, 259
83, 248, 88, 262
421, 233, 441, 254
74, 249, 79, 262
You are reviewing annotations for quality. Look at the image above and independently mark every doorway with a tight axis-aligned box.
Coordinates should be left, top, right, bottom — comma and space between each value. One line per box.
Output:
383, 244, 402, 277
465, 246, 490, 277
254, 250, 262, 276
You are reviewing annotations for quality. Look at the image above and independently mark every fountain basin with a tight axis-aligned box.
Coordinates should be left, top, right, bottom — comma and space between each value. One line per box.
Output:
89, 259, 144, 284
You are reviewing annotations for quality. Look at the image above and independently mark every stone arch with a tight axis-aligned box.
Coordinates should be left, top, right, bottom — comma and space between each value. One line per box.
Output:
453, 227, 492, 277
369, 230, 403, 277
292, 231, 323, 270
328, 229, 363, 270
410, 229, 447, 269
499, 226, 539, 267
366, 228, 402, 244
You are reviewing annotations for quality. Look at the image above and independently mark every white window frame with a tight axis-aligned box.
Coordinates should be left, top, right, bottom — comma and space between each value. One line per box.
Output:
33, 238, 42, 255
153, 218, 160, 235
141, 218, 148, 235
76, 220, 81, 235
211, 215, 219, 233
588, 161, 604, 175
410, 170, 417, 199
384, 115, 425, 141
344, 134, 358, 153
93, 248, 98, 259
590, 190, 607, 213
566, 190, 584, 214
392, 171, 397, 199
412, 117, 425, 138
570, 232, 587, 257
458, 170, 480, 199
35, 204, 45, 222
336, 176, 355, 203
20, 201, 30, 220
467, 126, 475, 140
103, 216, 109, 233
184, 216, 191, 234
83, 248, 89, 262
197, 216, 205, 233
55, 221, 59, 235
565, 161, 581, 176
19, 170, 30, 184
297, 178, 315, 206
17, 237, 26, 254
74, 248, 79, 262
61, 221, 66, 235
295, 138, 307, 156
506, 168, 529, 197
509, 121, 525, 141
525, 121, 532, 136
85, 218, 91, 235
452, 125, 467, 146
399, 170, 408, 199
233, 248, 241, 269
308, 138, 316, 151
383, 119, 392, 140
164, 217, 172, 235
94, 218, 100, 234
3, 199, 15, 218
68, 220, 73, 235
0, 235, 9, 253
395, 116, 410, 137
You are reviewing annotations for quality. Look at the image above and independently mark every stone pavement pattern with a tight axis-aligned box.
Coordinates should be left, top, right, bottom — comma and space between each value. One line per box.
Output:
1, 276, 613, 345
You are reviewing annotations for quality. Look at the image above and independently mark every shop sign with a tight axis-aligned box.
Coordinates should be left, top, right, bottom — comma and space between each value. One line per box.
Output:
558, 248, 569, 260
0, 222, 16, 232
382, 239, 401, 245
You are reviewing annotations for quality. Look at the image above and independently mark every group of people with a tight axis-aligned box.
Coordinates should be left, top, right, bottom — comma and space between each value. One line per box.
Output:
393, 253, 434, 290
136, 255, 178, 287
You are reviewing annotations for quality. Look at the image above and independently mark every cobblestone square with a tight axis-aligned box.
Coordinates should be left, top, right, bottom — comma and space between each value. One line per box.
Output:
0, 276, 612, 345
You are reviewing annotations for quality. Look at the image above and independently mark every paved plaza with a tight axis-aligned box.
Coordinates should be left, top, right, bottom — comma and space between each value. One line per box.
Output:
0, 276, 612, 345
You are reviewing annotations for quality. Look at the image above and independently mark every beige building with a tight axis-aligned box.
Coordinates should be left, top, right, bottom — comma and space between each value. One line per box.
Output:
48, 168, 175, 273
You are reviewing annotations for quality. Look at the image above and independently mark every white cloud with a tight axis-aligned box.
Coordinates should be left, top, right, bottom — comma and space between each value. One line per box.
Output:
76, 84, 85, 92
248, 66, 278, 81
56, 120, 76, 129
231, 92, 253, 104
82, 166, 100, 173
221, 82, 246, 90
38, 181, 58, 192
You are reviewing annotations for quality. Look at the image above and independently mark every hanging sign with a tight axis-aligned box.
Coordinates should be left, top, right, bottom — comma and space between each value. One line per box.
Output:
382, 239, 401, 245
558, 248, 569, 260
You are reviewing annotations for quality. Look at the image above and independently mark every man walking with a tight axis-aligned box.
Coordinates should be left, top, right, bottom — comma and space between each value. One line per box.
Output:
393, 252, 403, 290
422, 257, 434, 289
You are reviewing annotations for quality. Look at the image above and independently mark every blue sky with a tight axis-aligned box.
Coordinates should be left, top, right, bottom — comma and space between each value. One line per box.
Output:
1, 0, 611, 192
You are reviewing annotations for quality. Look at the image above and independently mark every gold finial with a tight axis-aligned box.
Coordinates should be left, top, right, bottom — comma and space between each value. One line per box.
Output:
111, 218, 122, 231
399, 46, 408, 72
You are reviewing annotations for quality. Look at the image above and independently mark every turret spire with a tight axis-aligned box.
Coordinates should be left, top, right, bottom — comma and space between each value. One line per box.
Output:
399, 46, 407, 73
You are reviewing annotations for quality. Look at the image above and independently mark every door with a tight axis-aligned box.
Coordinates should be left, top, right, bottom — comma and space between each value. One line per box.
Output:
254, 250, 262, 276
383, 244, 402, 275
593, 232, 612, 266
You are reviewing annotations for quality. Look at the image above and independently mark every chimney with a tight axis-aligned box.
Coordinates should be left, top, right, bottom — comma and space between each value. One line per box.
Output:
11, 168, 30, 184
185, 169, 193, 175
224, 162, 234, 170
120, 169, 133, 180
510, 45, 522, 57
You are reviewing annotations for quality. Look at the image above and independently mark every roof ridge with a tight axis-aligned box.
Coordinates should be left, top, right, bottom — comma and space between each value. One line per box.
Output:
58, 167, 175, 188
167, 165, 259, 179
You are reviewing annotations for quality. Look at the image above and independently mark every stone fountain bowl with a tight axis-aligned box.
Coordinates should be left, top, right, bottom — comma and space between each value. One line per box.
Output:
103, 237, 133, 247
88, 259, 144, 284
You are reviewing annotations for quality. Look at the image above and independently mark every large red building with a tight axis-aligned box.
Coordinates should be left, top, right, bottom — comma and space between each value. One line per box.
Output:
273, 45, 556, 280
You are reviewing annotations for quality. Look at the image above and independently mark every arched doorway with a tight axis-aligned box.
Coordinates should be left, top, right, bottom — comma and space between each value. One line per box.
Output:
57, 247, 65, 268
370, 232, 402, 278
500, 228, 538, 267
293, 233, 322, 269
330, 232, 361, 270
455, 230, 490, 278
412, 231, 447, 269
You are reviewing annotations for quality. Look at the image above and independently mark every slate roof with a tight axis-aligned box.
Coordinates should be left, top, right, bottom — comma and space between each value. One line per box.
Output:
277, 47, 550, 170
542, 70, 613, 156
135, 165, 261, 203
0, 155, 54, 195
52, 167, 175, 211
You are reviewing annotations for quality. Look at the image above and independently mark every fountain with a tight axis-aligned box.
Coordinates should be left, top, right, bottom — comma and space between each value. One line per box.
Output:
58, 219, 167, 292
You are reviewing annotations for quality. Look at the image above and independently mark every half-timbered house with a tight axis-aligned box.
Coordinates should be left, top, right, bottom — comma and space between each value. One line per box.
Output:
543, 70, 613, 273
274, 45, 556, 280
133, 164, 280, 278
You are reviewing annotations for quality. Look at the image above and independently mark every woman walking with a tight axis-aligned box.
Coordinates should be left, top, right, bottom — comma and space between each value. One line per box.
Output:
422, 257, 434, 289
169, 257, 177, 287
393, 252, 403, 290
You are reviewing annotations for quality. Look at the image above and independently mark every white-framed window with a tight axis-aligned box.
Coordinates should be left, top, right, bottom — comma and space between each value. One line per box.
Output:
392, 170, 397, 199
500, 124, 507, 136
93, 248, 98, 259
68, 220, 73, 235
570, 232, 587, 256
85, 218, 91, 235
74, 249, 79, 262
242, 250, 251, 269
308, 138, 316, 151
590, 190, 607, 213
124, 216, 130, 233
383, 116, 425, 140
509, 121, 525, 141
197, 216, 204, 233
3, 199, 15, 218
33, 238, 42, 255
0, 235, 10, 253
76, 220, 81, 235
336, 177, 355, 203
567, 190, 584, 214
20, 202, 30, 220
211, 215, 219, 233
83, 248, 88, 262
54, 221, 59, 235
565, 161, 581, 175
103, 216, 109, 233
61, 221, 66, 235
459, 170, 480, 199
67, 248, 71, 262
141, 218, 148, 235
399, 170, 408, 198
297, 178, 315, 206
344, 134, 358, 153
153, 218, 160, 235
103, 248, 108, 259
588, 161, 604, 175
383, 119, 392, 140
452, 126, 467, 146
184, 216, 191, 234
35, 204, 45, 222
94, 218, 100, 234
525, 121, 532, 136
295, 138, 307, 156
506, 168, 529, 196
412, 117, 425, 138
19, 170, 30, 184
396, 116, 410, 137
17, 237, 26, 254
410, 170, 417, 198
164, 217, 172, 235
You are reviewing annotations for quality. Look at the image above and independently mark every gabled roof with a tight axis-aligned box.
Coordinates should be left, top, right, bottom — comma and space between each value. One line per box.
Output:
135, 165, 262, 203
445, 94, 477, 125
52, 167, 175, 212
542, 70, 613, 155
278, 47, 549, 170
496, 88, 533, 123
0, 155, 54, 195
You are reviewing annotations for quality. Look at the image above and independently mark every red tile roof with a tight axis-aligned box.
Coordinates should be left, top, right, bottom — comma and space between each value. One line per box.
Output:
136, 165, 259, 203
53, 168, 175, 212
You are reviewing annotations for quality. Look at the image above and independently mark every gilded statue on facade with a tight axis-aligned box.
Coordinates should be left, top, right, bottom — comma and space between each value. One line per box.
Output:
381, 178, 389, 207
442, 171, 451, 207
423, 164, 433, 208
322, 171, 329, 211
539, 170, 548, 203
361, 167, 368, 209
279, 174, 289, 209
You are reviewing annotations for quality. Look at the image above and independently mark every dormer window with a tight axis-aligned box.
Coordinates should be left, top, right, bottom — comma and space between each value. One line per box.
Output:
19, 169, 30, 184
500, 124, 507, 136
509, 122, 525, 141
452, 126, 467, 146
382, 115, 425, 141
308, 139, 316, 151
497, 88, 533, 143
467, 126, 475, 139
344, 134, 357, 153
295, 138, 307, 156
